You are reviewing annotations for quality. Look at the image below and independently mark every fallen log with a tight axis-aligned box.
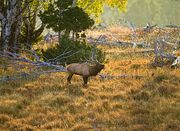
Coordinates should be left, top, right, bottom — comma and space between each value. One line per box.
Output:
99, 74, 144, 80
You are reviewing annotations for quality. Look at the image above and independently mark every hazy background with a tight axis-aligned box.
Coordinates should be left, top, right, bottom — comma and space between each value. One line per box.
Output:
101, 0, 180, 27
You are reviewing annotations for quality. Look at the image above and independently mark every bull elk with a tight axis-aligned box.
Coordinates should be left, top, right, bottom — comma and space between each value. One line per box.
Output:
67, 62, 104, 86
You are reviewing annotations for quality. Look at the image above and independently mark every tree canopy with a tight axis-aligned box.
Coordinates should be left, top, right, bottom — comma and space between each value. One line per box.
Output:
0, 0, 127, 51
77, 0, 127, 17
39, 1, 94, 34
39, 0, 127, 34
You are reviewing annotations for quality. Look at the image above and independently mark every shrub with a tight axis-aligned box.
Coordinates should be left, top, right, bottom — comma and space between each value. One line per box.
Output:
153, 74, 168, 83
42, 37, 105, 65
133, 91, 150, 101
130, 64, 141, 69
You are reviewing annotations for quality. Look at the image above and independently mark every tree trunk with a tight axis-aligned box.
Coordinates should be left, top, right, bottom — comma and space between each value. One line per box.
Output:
65, 29, 71, 38
13, 13, 23, 51
0, 0, 30, 52
58, 31, 61, 44
2, 17, 10, 51
20, 2, 44, 49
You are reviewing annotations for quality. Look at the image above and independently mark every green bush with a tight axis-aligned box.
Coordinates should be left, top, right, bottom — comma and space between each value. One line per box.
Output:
153, 74, 168, 83
42, 37, 105, 65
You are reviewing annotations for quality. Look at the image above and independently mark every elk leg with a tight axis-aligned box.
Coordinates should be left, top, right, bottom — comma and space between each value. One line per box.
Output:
67, 73, 73, 83
83, 76, 88, 86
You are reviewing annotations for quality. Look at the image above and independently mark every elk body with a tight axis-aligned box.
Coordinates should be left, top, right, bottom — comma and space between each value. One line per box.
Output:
67, 62, 104, 86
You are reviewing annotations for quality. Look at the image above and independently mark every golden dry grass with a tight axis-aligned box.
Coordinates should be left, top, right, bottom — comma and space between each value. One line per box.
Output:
0, 45, 180, 130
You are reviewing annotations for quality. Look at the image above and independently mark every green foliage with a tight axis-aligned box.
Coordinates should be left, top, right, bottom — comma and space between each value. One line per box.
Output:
39, 1, 94, 33
56, 0, 73, 9
62, 7, 94, 32
154, 74, 168, 83
20, 24, 44, 47
39, 4, 60, 31
77, 0, 127, 20
42, 37, 105, 65
39, 0, 127, 27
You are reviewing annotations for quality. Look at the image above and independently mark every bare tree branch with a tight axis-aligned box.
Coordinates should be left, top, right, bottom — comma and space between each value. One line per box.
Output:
55, 50, 81, 62
0, 50, 67, 72
99, 73, 144, 80
46, 47, 72, 62
72, 0, 77, 7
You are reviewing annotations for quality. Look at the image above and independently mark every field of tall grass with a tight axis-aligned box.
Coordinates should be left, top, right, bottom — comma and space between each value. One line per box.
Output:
0, 43, 179, 130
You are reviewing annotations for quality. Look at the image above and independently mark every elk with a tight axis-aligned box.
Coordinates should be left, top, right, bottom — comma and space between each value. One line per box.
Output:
67, 62, 104, 86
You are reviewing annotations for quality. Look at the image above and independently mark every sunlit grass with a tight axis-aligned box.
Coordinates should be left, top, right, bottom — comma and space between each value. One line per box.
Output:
0, 42, 180, 130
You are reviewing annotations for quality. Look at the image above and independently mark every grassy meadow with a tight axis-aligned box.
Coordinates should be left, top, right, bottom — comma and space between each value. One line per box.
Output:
0, 27, 180, 130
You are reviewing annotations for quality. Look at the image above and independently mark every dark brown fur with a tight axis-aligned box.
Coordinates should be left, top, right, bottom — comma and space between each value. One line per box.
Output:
67, 62, 104, 86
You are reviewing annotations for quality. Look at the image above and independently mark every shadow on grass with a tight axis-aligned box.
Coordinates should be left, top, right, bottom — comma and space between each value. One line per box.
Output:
128, 73, 180, 130
0, 76, 38, 96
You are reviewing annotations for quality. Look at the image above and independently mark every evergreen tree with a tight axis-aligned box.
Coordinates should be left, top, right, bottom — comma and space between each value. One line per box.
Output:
39, 0, 94, 38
